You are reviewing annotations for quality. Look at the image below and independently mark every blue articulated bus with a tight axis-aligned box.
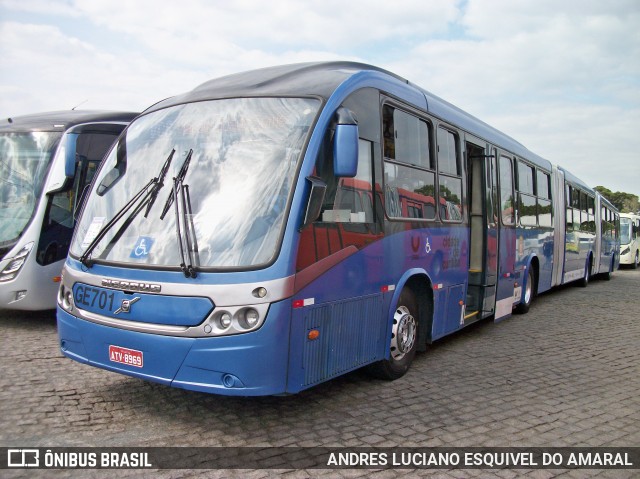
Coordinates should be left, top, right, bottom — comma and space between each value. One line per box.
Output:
56, 63, 619, 395
1, 110, 137, 310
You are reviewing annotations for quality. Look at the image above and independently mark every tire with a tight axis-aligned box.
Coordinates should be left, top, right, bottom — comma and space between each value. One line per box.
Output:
633, 252, 639, 270
367, 289, 418, 380
515, 267, 535, 314
577, 258, 590, 288
602, 258, 615, 281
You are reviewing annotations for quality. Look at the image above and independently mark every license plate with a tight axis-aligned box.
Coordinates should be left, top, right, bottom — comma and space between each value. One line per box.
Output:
109, 345, 143, 368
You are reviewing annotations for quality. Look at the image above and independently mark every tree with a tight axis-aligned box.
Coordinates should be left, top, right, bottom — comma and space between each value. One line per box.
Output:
594, 186, 639, 213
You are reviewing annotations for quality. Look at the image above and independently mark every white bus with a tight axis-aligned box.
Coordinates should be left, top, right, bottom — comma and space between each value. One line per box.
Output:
619, 212, 640, 268
1, 110, 137, 310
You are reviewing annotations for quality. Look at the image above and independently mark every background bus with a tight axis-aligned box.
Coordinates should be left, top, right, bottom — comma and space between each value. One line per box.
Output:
57, 63, 619, 396
595, 193, 621, 279
1, 110, 137, 310
619, 212, 640, 268
551, 168, 620, 290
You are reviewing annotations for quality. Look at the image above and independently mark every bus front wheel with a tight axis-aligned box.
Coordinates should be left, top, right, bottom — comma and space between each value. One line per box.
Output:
367, 289, 418, 380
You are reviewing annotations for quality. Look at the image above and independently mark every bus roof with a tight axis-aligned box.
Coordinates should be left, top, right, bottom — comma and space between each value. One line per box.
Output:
596, 191, 619, 212
148, 62, 400, 108
1, 110, 138, 133
145, 62, 552, 171
559, 166, 594, 193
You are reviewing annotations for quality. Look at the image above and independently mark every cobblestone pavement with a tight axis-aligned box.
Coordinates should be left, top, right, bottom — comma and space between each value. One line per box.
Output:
1, 270, 639, 478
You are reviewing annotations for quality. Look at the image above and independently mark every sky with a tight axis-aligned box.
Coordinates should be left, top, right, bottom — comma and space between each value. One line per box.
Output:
1, 0, 639, 195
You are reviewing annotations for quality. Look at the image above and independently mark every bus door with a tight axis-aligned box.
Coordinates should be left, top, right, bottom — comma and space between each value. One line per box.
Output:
494, 151, 517, 321
465, 140, 498, 322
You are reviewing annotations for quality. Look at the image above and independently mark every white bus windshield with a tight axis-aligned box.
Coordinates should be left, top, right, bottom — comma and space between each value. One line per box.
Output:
0, 132, 62, 245
71, 97, 319, 270
620, 217, 632, 245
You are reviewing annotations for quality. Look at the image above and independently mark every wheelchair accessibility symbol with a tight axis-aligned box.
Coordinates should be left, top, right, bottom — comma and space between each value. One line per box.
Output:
130, 236, 154, 259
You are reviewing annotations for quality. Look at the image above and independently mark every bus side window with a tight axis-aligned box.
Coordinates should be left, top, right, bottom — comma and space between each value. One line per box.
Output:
569, 185, 581, 232
579, 191, 591, 232
537, 169, 550, 199
383, 105, 437, 221
566, 185, 573, 232
517, 161, 536, 226
517, 161, 534, 195
437, 126, 462, 222
585, 194, 595, 232
322, 138, 374, 227
296, 125, 380, 272
499, 155, 515, 226
537, 170, 552, 228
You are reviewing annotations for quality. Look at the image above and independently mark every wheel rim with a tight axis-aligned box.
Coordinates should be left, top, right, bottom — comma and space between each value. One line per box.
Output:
390, 305, 417, 361
524, 271, 533, 304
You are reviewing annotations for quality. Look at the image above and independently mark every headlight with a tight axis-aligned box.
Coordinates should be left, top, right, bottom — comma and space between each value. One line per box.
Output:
217, 312, 232, 329
239, 308, 260, 329
58, 282, 74, 311
621, 247, 630, 255
202, 304, 268, 336
0, 242, 34, 282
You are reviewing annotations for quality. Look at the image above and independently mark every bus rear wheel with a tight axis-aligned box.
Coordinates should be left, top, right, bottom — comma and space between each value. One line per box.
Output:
367, 289, 418, 380
602, 258, 615, 280
515, 267, 535, 314
578, 258, 591, 288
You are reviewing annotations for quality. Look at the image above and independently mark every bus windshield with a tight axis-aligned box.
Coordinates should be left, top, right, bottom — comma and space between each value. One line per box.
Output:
620, 217, 632, 245
0, 131, 62, 245
71, 97, 319, 270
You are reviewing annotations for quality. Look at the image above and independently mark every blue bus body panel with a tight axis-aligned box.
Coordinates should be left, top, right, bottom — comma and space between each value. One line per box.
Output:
514, 227, 555, 294
288, 292, 386, 392
58, 301, 291, 396
495, 227, 516, 320
286, 225, 468, 392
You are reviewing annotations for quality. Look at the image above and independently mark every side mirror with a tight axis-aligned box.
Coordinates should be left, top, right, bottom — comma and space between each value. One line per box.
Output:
64, 132, 79, 177
333, 108, 358, 177
301, 176, 326, 230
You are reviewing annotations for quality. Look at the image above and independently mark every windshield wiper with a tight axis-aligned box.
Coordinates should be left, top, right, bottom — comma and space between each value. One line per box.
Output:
79, 149, 175, 267
144, 149, 174, 217
160, 149, 199, 278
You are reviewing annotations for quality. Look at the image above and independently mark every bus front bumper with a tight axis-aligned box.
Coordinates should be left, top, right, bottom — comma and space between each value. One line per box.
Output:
57, 304, 290, 396
0, 261, 62, 311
